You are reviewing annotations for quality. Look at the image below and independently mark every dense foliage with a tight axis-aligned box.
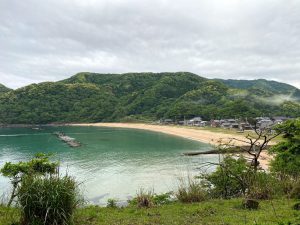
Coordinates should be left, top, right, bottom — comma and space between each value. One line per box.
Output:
0, 83, 11, 94
0, 153, 59, 206
18, 175, 79, 225
270, 118, 300, 177
203, 156, 281, 200
216, 78, 299, 96
1, 154, 80, 225
0, 72, 300, 124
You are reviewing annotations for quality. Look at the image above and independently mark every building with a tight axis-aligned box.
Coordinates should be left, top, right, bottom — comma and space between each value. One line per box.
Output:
227, 119, 237, 124
257, 119, 274, 129
162, 119, 173, 124
231, 123, 240, 129
221, 122, 232, 129
199, 121, 209, 127
188, 117, 202, 126
210, 120, 221, 127
240, 122, 253, 131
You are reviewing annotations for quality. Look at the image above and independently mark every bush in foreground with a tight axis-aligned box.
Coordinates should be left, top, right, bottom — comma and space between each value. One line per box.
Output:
18, 175, 81, 225
246, 172, 281, 200
129, 189, 173, 208
0, 153, 58, 207
176, 179, 207, 203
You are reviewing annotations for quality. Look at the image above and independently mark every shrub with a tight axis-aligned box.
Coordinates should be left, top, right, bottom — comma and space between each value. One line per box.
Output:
135, 189, 154, 208
129, 191, 173, 207
202, 155, 285, 200
246, 172, 281, 200
242, 199, 259, 210
176, 179, 207, 203
0, 153, 58, 207
270, 119, 300, 178
203, 156, 249, 199
290, 180, 300, 199
17, 175, 81, 225
293, 202, 300, 210
152, 192, 173, 205
106, 199, 117, 208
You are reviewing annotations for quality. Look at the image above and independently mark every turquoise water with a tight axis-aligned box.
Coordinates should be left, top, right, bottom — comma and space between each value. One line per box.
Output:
0, 126, 215, 205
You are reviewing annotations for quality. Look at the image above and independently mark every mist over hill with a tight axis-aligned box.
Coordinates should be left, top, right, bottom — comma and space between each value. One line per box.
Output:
0, 72, 299, 124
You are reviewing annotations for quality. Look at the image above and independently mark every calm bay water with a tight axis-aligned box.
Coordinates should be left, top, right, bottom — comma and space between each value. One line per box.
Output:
0, 126, 215, 205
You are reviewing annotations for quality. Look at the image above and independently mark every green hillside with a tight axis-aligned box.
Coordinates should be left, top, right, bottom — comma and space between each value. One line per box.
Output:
0, 72, 299, 124
216, 78, 299, 99
0, 84, 11, 94
0, 82, 116, 124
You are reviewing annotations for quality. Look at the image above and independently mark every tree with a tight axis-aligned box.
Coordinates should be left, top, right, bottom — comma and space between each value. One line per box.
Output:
0, 153, 59, 206
270, 118, 300, 178
203, 156, 249, 198
230, 124, 282, 171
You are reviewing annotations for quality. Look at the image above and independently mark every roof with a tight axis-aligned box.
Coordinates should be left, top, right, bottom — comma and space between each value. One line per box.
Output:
190, 117, 202, 121
222, 123, 231, 126
227, 119, 236, 122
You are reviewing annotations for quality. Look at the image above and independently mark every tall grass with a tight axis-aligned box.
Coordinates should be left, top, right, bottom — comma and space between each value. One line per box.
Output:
290, 180, 300, 199
176, 178, 207, 203
17, 175, 81, 225
129, 189, 173, 208
135, 189, 154, 208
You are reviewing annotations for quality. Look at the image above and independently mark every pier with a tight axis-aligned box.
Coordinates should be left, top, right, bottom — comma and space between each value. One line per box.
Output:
54, 132, 81, 148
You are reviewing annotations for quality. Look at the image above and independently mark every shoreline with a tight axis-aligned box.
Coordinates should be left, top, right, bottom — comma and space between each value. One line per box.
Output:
0, 122, 274, 169
71, 123, 246, 145
71, 123, 274, 169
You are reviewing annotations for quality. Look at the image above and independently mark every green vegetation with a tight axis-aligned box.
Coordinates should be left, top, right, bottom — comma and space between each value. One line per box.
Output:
18, 175, 80, 225
0, 155, 80, 225
216, 78, 299, 96
270, 118, 300, 178
176, 179, 207, 203
1, 199, 300, 225
0, 153, 58, 206
0, 72, 300, 124
128, 190, 173, 208
1, 119, 300, 224
202, 156, 282, 200
0, 83, 11, 94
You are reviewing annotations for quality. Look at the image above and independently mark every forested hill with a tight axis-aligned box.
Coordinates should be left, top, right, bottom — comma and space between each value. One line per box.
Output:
0, 84, 11, 94
0, 72, 299, 124
216, 79, 300, 98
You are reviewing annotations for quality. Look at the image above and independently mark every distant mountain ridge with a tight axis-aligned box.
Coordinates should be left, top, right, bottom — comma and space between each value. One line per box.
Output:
0, 72, 299, 124
215, 79, 299, 98
0, 84, 11, 94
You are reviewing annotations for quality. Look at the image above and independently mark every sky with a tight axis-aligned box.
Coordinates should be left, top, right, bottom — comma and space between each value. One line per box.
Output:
1, 0, 300, 89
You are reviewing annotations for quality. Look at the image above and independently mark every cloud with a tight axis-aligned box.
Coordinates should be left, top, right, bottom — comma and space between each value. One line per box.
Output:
0, 0, 300, 88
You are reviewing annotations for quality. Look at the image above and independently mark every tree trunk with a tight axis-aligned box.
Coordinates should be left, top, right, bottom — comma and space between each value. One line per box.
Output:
7, 182, 17, 207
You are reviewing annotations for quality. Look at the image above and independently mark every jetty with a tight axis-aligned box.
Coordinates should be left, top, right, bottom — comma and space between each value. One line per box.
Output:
54, 132, 81, 147
183, 145, 273, 156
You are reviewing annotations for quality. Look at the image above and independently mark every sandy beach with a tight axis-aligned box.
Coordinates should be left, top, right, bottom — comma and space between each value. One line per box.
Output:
72, 123, 249, 145
72, 123, 274, 169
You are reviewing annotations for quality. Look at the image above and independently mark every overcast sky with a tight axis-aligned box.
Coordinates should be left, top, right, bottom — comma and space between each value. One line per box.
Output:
1, 0, 300, 89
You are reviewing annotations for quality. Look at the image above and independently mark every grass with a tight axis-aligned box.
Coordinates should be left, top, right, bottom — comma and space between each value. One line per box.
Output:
176, 179, 207, 203
1, 198, 300, 225
17, 175, 80, 225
